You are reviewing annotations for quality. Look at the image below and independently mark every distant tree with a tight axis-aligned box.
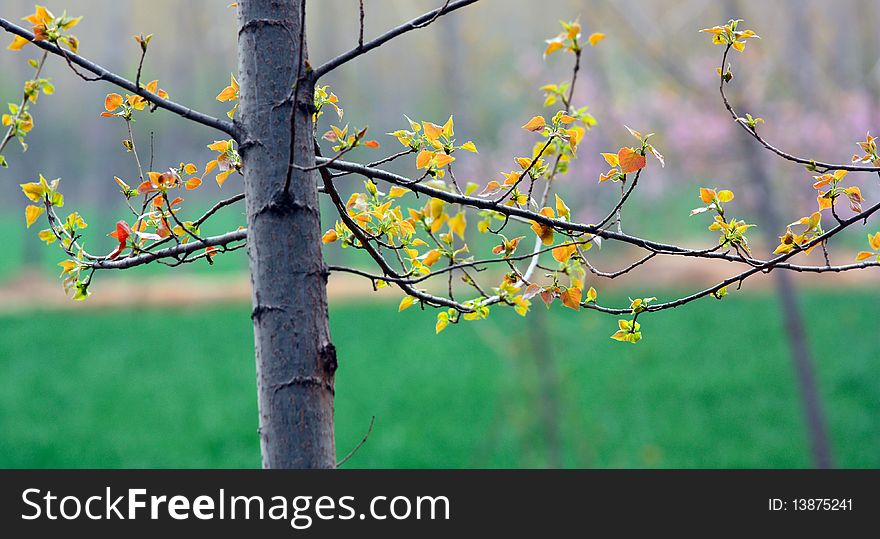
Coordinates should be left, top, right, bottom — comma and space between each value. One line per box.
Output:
2, 2, 878, 468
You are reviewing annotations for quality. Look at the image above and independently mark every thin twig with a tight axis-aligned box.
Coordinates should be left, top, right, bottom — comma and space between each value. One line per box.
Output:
336, 416, 375, 468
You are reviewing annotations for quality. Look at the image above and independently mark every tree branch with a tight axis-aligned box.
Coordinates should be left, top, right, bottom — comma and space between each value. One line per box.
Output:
313, 0, 480, 79
88, 229, 246, 270
0, 18, 239, 139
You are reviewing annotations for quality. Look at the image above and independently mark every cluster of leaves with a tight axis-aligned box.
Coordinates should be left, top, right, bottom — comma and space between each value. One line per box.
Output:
690, 187, 755, 254
699, 19, 759, 52
610, 297, 655, 343
598, 126, 664, 183
856, 232, 880, 262
8, 5, 81, 53
774, 212, 823, 255
389, 115, 476, 178
851, 132, 879, 166
812, 169, 862, 213
215, 74, 239, 119
9, 4, 879, 349
543, 18, 604, 58
1, 6, 75, 167
20, 176, 93, 299
0, 70, 53, 162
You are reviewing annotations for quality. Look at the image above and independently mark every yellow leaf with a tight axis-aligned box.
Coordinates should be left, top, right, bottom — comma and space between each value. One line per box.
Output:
184, 163, 198, 175
21, 181, 46, 202
37, 229, 56, 244
442, 115, 454, 138
25, 205, 44, 228
869, 232, 880, 251
58, 260, 78, 276
388, 186, 409, 198
773, 243, 792, 255
601, 152, 619, 167
588, 32, 605, 46
731, 40, 745, 52
447, 212, 467, 240
8, 35, 30, 51
855, 251, 874, 261
461, 141, 478, 153
555, 194, 571, 220
717, 189, 735, 203
522, 116, 546, 132
586, 286, 597, 302
207, 140, 229, 152
431, 213, 448, 234
399, 295, 415, 312
185, 177, 202, 190
436, 312, 449, 334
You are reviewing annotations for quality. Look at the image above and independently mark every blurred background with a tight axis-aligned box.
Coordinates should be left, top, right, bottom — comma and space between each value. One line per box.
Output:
0, 0, 878, 468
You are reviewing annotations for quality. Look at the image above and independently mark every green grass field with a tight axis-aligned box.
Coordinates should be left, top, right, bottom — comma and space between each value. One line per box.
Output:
0, 290, 877, 468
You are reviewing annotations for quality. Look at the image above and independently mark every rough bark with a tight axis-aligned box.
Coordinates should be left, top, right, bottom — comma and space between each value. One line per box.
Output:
238, 0, 337, 469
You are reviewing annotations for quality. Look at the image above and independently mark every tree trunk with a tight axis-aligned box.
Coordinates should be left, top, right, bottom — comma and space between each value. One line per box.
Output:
238, 0, 337, 469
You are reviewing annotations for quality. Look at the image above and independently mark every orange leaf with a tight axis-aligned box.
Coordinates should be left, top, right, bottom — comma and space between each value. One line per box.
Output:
522, 116, 546, 132
423, 249, 441, 267
561, 287, 582, 310
422, 122, 443, 141
552, 243, 576, 263
216, 169, 233, 187
105, 93, 123, 111
544, 39, 563, 58
699, 188, 717, 204
618, 147, 646, 174
322, 229, 338, 244
433, 153, 455, 168
416, 150, 435, 169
